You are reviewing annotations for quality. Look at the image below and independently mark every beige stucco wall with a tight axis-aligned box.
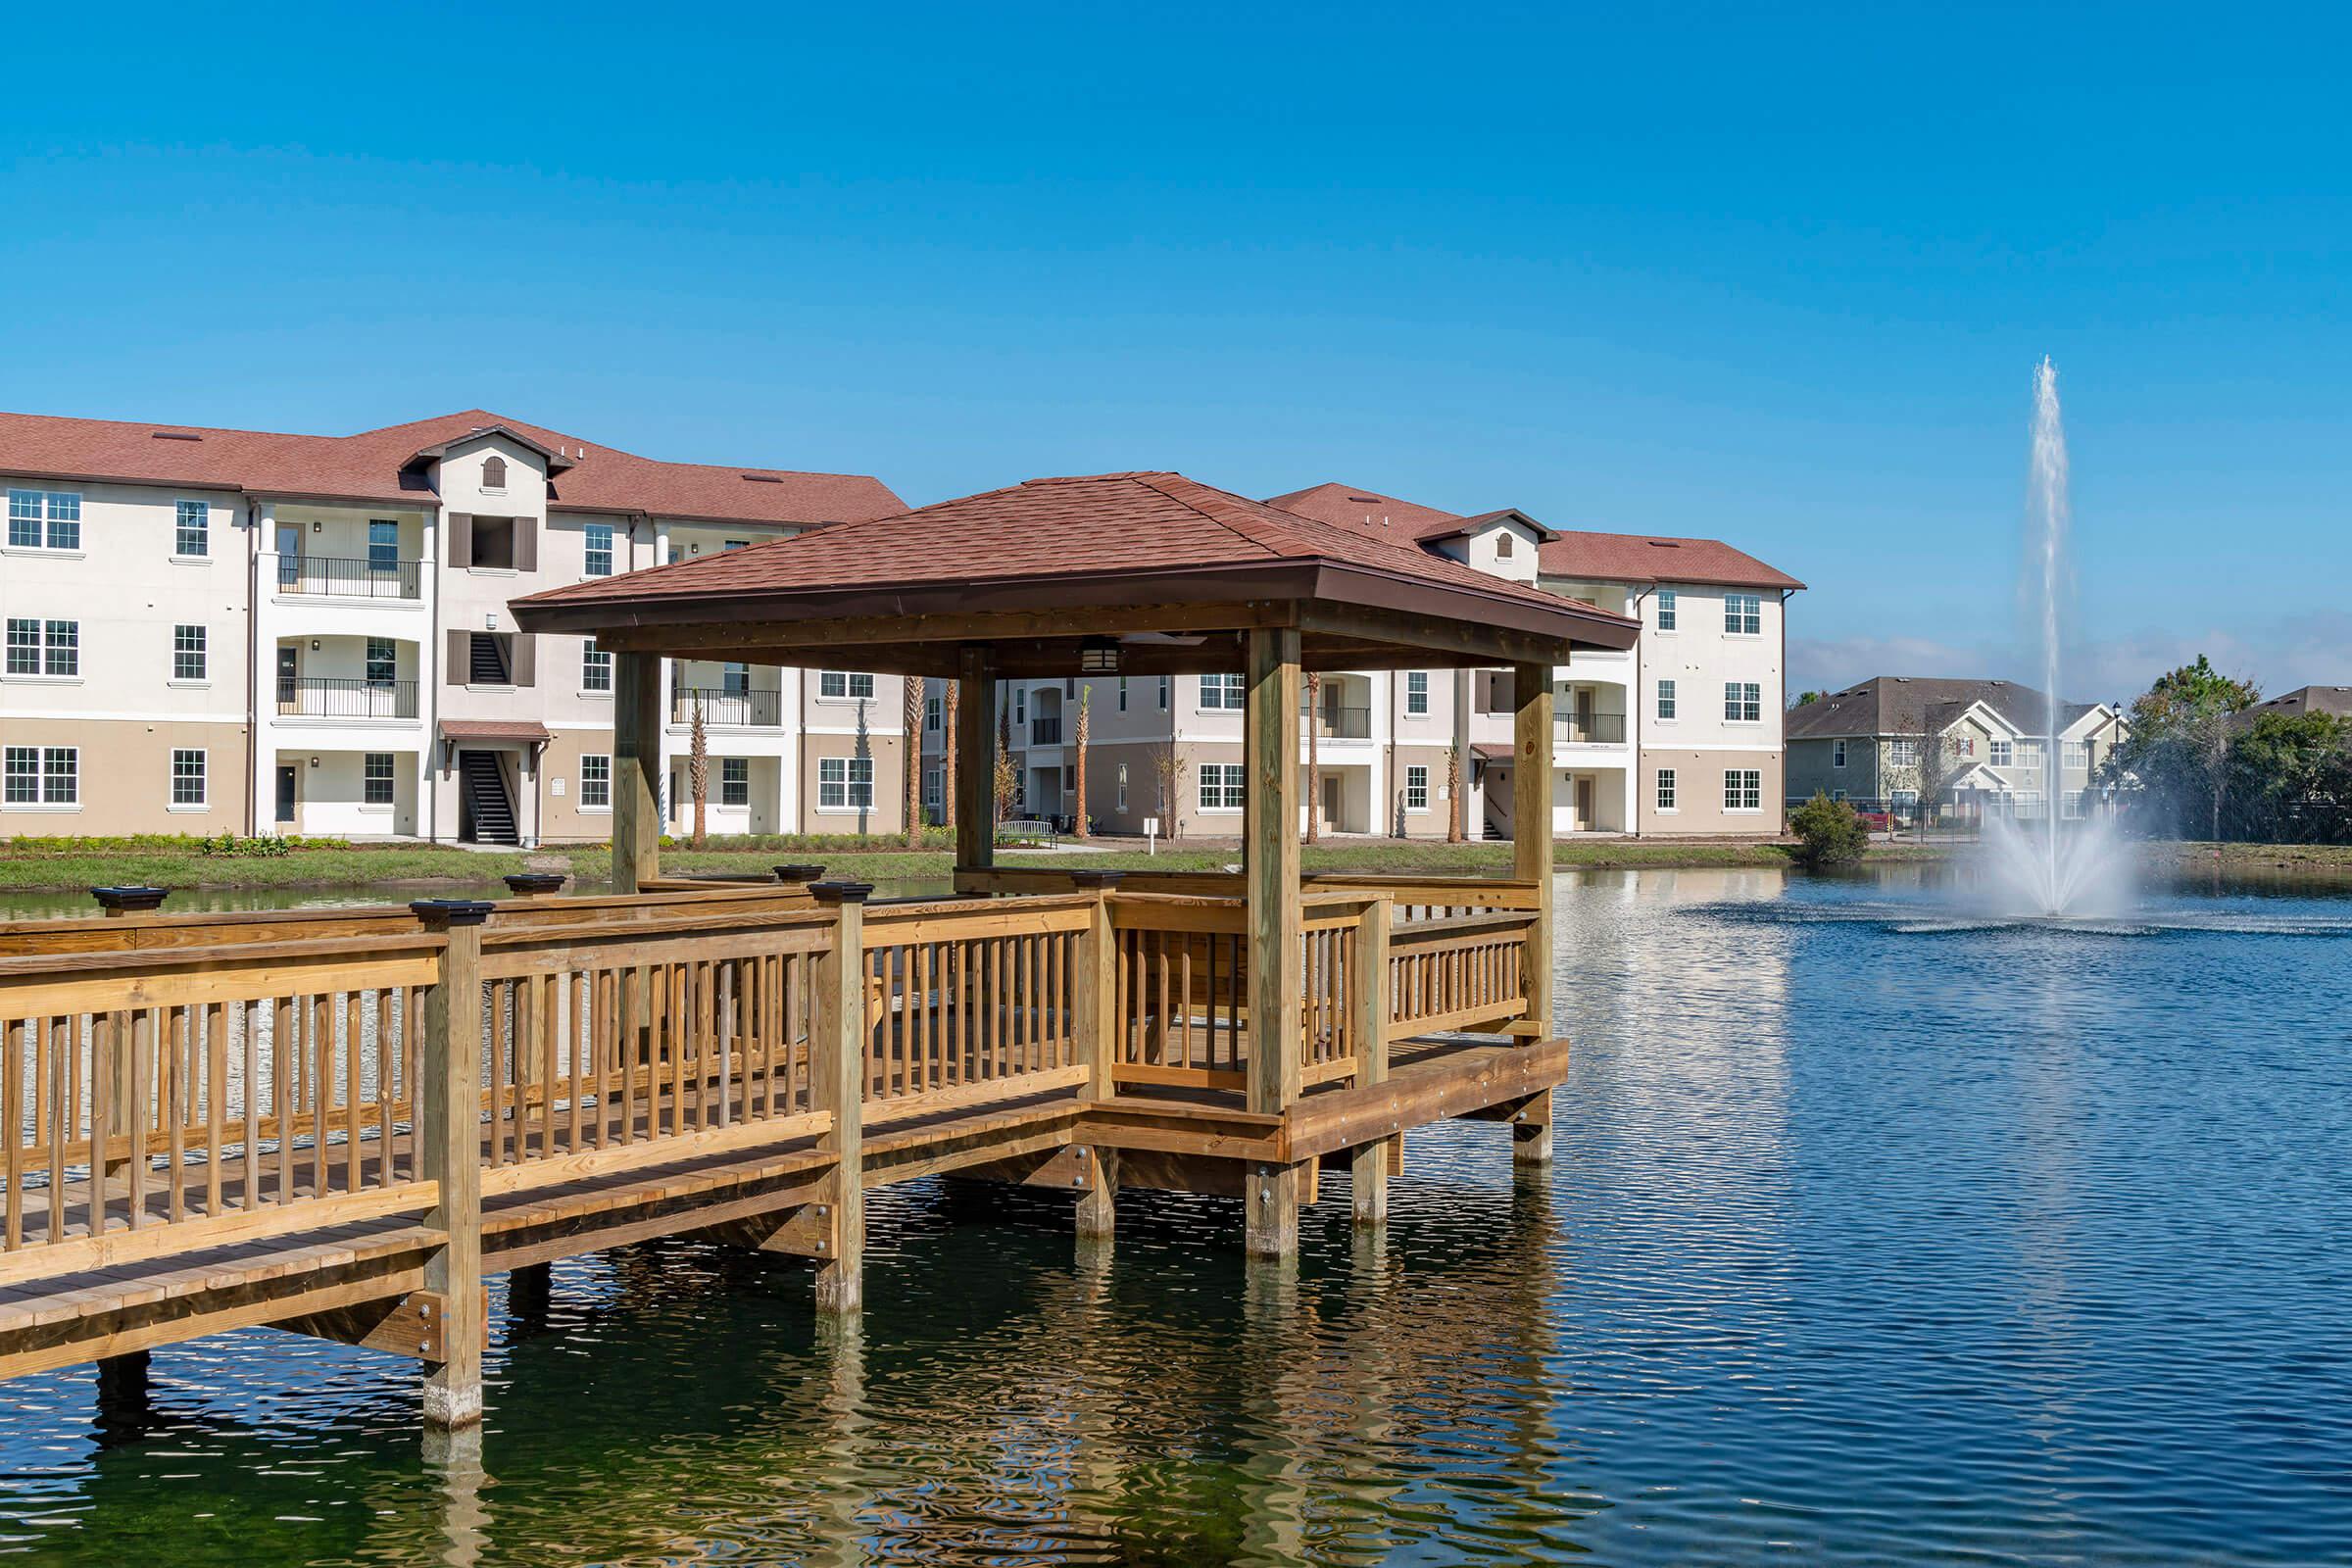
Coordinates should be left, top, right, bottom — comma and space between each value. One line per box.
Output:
800, 731, 906, 836
0, 717, 250, 837
1641, 748, 1784, 835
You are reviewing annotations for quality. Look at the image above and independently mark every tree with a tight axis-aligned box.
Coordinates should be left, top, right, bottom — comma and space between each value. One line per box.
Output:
1072, 686, 1091, 840
2225, 710, 2351, 844
1886, 709, 1961, 840
993, 702, 1019, 824
2109, 656, 2261, 839
1790, 690, 1826, 707
1788, 791, 1869, 867
1153, 741, 1185, 841
903, 676, 923, 846
687, 692, 710, 850
943, 682, 959, 829
1304, 671, 1321, 845
1445, 748, 1464, 844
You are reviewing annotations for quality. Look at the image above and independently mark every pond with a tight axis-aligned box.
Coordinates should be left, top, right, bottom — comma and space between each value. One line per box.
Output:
1, 865, 2347, 1565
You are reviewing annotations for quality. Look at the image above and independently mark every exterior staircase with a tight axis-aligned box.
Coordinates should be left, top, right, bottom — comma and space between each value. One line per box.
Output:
459, 752, 519, 845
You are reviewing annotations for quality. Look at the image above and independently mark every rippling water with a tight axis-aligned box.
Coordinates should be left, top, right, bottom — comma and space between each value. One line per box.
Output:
4, 867, 2349, 1566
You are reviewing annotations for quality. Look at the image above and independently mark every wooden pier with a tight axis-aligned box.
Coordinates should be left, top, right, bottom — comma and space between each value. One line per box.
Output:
0, 467, 1638, 1434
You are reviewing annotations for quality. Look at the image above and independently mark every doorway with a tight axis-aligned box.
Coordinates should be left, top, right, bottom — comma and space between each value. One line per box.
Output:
276, 520, 301, 589
274, 765, 298, 824
276, 646, 299, 711
1574, 776, 1594, 831
1321, 774, 1342, 833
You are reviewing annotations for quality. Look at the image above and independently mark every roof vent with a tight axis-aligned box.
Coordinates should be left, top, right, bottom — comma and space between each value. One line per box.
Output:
741, 473, 784, 484
1646, 539, 1681, 548
151, 430, 203, 442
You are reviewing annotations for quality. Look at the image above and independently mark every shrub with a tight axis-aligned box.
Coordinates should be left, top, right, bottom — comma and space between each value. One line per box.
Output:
1788, 792, 1870, 868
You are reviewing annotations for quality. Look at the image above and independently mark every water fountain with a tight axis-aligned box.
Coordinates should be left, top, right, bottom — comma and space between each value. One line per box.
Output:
1974, 358, 2133, 919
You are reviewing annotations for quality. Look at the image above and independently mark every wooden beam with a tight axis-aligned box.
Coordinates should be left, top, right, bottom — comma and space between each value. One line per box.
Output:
413, 899, 491, 1431
1510, 661, 1555, 1062
589, 601, 1294, 657
810, 883, 868, 1313
272, 1288, 481, 1361
955, 648, 996, 871
1074, 887, 1118, 1238
1299, 602, 1584, 669
612, 652, 662, 892
1348, 898, 1393, 1227
1244, 626, 1305, 1260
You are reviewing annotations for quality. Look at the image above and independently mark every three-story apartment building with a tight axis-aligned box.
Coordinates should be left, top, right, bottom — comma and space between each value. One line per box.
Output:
1784, 676, 2128, 818
914, 482, 1801, 839
0, 410, 908, 843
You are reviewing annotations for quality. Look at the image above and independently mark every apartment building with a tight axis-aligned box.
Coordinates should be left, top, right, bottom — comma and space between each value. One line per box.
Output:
0, 410, 908, 843
1785, 676, 2128, 818
913, 482, 1801, 839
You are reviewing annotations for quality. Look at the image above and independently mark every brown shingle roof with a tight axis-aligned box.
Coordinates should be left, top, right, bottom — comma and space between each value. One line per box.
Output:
0, 409, 903, 526
2239, 685, 2352, 723
1786, 677, 2098, 741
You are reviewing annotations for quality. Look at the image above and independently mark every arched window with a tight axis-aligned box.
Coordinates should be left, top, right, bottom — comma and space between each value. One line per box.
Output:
1494, 531, 1514, 558
481, 455, 508, 492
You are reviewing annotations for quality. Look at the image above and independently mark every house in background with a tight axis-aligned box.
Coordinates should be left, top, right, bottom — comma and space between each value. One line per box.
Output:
1785, 676, 2128, 819
2234, 685, 2352, 725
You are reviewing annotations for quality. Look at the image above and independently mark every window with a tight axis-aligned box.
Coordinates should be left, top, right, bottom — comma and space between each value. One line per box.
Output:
818, 671, 873, 700
3, 746, 76, 806
1063, 764, 1076, 791
582, 639, 612, 693
1724, 593, 1762, 635
1656, 767, 1678, 811
1116, 763, 1129, 811
7, 490, 80, 551
1989, 739, 2014, 767
723, 539, 749, 553
924, 694, 942, 730
1494, 531, 1514, 558
2062, 790, 2086, 819
6, 619, 77, 677
364, 753, 396, 807
1404, 764, 1430, 811
1724, 768, 1762, 811
583, 521, 613, 577
1198, 761, 1246, 810
1201, 673, 1245, 710
1157, 676, 1170, 710
172, 624, 208, 681
579, 754, 612, 808
1406, 671, 1430, 715
174, 500, 209, 558
722, 662, 750, 697
1724, 682, 1761, 722
2065, 741, 2088, 770
923, 768, 943, 808
1013, 688, 1027, 725
1655, 589, 1678, 631
1833, 738, 1846, 768
170, 749, 207, 808
1832, 788, 1847, 802
1657, 679, 1678, 720
469, 515, 515, 569
1955, 736, 1977, 758
2015, 739, 2044, 764
366, 636, 396, 687
819, 756, 874, 808
368, 518, 400, 573
1888, 739, 1920, 767
480, 455, 508, 493
720, 758, 749, 807
1117, 676, 1129, 712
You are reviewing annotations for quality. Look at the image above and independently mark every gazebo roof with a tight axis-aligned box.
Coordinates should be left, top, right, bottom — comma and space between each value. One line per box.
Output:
511, 470, 1641, 676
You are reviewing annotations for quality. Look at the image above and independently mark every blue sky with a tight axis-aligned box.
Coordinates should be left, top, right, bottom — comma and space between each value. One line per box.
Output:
3, 2, 2345, 702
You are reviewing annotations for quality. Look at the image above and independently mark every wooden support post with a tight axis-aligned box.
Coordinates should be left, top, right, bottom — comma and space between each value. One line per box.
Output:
612, 652, 662, 894
955, 648, 996, 875
413, 899, 493, 1431
93, 1348, 152, 1445
810, 881, 871, 1314
1512, 1087, 1555, 1166
91, 890, 165, 1186
1348, 897, 1393, 1226
1071, 872, 1121, 1239
1244, 627, 1306, 1259
1510, 661, 1555, 1039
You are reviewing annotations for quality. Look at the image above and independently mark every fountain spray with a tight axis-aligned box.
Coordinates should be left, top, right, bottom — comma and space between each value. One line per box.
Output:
2028, 358, 2068, 904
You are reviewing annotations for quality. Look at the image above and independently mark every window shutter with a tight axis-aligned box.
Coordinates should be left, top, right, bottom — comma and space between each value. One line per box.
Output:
514, 517, 538, 573
446, 629, 467, 680
447, 513, 472, 567
512, 633, 535, 687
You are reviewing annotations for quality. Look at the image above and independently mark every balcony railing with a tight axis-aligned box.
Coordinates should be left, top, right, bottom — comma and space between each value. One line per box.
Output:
673, 687, 783, 726
1558, 711, 1628, 745
1030, 717, 1063, 747
274, 677, 418, 719
274, 555, 423, 601
1303, 705, 1372, 740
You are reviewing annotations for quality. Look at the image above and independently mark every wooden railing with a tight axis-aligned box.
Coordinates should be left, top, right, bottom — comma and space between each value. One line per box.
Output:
859, 895, 1093, 1114
1386, 911, 1536, 1040
954, 865, 1539, 924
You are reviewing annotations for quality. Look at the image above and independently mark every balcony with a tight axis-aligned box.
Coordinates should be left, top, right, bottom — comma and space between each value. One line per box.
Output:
1557, 711, 1628, 745
673, 686, 782, 727
1304, 705, 1372, 740
274, 555, 423, 601
274, 677, 418, 719
1030, 716, 1063, 747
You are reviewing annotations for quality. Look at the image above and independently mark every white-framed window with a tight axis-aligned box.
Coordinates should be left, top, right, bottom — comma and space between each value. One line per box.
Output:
818, 756, 874, 808
581, 639, 612, 693
172, 624, 208, 682
921, 693, 941, 730
2015, 739, 2044, 765
1116, 763, 1129, 811
724, 539, 749, 553
1655, 589, 1678, 631
6, 618, 77, 677
2064, 740, 2089, 770
1012, 688, 1027, 726
1833, 739, 1846, 768
1200, 673, 1245, 711
818, 671, 874, 700
579, 754, 612, 808
7, 490, 80, 551
1404, 764, 1430, 812
170, 748, 207, 808
368, 518, 400, 573
1832, 787, 1847, 802
1724, 768, 1762, 811
364, 752, 396, 807
1724, 682, 1761, 723
1724, 593, 1762, 635
1989, 739, 2013, 767
1888, 739, 1921, 767
1889, 788, 1919, 812
1405, 671, 1430, 715
584, 521, 614, 577
1157, 675, 1170, 710
173, 499, 209, 558
720, 757, 750, 807
2063, 789, 2086, 819
1117, 676, 1129, 712
365, 636, 397, 687
1198, 761, 1246, 810
923, 767, 943, 808
1656, 767, 1678, 811
1657, 679, 1677, 720
1955, 736, 1977, 758
4, 746, 77, 806
721, 662, 750, 697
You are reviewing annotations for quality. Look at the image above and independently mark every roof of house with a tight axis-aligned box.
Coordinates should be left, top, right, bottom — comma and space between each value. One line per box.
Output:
0, 409, 905, 526
1786, 676, 2104, 741
2239, 684, 2352, 723
1264, 480, 1801, 589
511, 470, 1642, 658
